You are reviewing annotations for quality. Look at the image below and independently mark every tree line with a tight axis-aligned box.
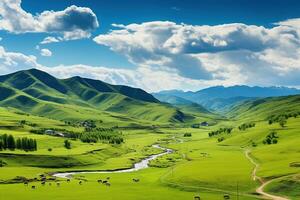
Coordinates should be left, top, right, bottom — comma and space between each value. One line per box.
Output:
0, 134, 37, 151
238, 122, 255, 131
31, 127, 124, 145
268, 112, 300, 127
208, 127, 233, 137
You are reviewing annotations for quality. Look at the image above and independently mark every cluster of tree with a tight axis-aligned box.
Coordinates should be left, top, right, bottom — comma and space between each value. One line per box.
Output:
31, 127, 124, 144
208, 128, 233, 137
0, 134, 37, 151
238, 122, 255, 131
268, 112, 300, 127
19, 120, 37, 127
79, 131, 124, 144
263, 131, 278, 145
184, 133, 192, 137
63, 119, 103, 127
64, 140, 72, 149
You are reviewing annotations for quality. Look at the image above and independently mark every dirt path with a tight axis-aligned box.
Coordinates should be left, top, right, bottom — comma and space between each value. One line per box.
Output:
245, 150, 289, 200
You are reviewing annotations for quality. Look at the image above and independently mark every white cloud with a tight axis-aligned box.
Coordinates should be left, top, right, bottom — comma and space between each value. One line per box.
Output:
40, 64, 216, 92
2, 17, 300, 91
40, 36, 60, 44
93, 19, 300, 88
40, 48, 52, 57
0, 0, 99, 41
0, 46, 42, 74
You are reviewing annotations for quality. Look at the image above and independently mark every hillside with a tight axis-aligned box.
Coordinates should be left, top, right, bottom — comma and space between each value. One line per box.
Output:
0, 69, 187, 124
226, 95, 300, 120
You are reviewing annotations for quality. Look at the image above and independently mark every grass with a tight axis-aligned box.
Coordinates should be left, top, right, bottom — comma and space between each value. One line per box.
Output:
0, 93, 299, 199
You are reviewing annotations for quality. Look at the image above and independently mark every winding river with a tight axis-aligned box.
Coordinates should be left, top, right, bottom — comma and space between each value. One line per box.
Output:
53, 144, 173, 179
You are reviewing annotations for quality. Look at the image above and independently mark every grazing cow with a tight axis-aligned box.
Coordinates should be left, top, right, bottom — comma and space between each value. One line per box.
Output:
194, 196, 200, 200
223, 194, 230, 199
97, 179, 102, 184
41, 182, 46, 186
31, 186, 36, 189
105, 182, 111, 187
132, 178, 140, 182
24, 182, 28, 186
56, 182, 60, 187
79, 181, 82, 185
102, 180, 108, 184
67, 179, 70, 183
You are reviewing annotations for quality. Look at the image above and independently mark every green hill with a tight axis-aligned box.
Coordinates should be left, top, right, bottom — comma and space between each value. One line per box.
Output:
226, 95, 300, 121
0, 69, 188, 124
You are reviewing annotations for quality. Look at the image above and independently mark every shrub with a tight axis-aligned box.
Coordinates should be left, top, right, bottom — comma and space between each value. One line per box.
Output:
184, 133, 192, 137
64, 140, 72, 149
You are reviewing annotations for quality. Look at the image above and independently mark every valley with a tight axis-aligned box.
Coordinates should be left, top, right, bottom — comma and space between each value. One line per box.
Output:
0, 69, 299, 200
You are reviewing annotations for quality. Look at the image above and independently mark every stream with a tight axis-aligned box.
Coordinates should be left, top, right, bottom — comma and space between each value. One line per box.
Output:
52, 144, 173, 178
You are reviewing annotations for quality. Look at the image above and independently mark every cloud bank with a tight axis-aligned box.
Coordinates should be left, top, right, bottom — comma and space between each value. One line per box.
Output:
0, 0, 99, 41
94, 20, 300, 89
1, 12, 300, 91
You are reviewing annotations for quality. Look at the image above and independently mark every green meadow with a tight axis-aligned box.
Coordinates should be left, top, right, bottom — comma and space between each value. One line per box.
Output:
0, 104, 299, 200
0, 70, 299, 200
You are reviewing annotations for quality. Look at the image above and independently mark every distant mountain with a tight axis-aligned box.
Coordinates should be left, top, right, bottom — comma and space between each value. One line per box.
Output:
0, 69, 188, 123
153, 85, 300, 112
153, 93, 210, 114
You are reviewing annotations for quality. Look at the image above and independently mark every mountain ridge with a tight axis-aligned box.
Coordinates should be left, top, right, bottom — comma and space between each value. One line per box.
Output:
153, 85, 300, 112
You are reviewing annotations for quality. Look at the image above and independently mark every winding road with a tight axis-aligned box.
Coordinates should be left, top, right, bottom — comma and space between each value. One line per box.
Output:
53, 144, 173, 178
245, 150, 289, 200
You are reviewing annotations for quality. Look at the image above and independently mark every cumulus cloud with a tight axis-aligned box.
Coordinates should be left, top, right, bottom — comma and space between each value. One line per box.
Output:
40, 64, 216, 92
40, 48, 52, 57
40, 36, 60, 44
2, 17, 300, 91
93, 19, 300, 88
0, 46, 42, 74
0, 44, 216, 92
0, 0, 99, 41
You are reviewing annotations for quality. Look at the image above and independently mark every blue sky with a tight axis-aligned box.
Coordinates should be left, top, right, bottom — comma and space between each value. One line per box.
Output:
1, 0, 300, 92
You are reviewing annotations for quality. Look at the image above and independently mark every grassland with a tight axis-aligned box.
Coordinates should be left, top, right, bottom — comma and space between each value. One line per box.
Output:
0, 72, 299, 200
0, 103, 299, 200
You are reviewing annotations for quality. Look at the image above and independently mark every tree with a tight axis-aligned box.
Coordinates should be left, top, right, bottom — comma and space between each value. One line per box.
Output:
0, 140, 3, 151
279, 117, 287, 128
7, 135, 16, 150
0, 159, 5, 167
16, 138, 22, 149
64, 140, 71, 149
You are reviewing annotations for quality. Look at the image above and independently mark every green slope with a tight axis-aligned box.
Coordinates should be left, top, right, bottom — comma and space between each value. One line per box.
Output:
226, 95, 300, 120
0, 69, 189, 124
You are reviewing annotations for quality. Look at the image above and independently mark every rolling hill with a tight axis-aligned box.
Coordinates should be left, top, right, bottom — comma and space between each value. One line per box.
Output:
226, 95, 300, 120
0, 69, 190, 124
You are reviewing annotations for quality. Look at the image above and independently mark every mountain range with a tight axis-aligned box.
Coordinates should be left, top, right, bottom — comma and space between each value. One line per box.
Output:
153, 86, 300, 112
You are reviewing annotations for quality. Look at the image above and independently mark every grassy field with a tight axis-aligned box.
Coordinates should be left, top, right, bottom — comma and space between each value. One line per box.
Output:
0, 97, 299, 200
